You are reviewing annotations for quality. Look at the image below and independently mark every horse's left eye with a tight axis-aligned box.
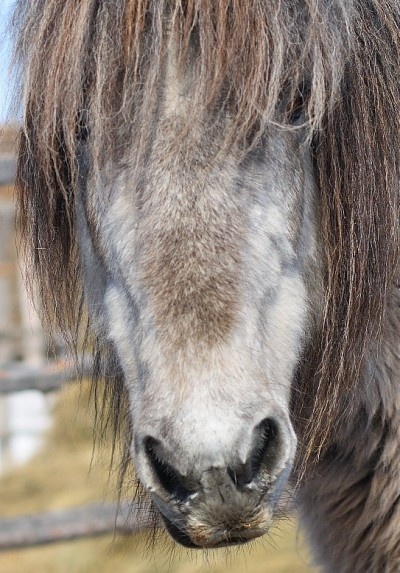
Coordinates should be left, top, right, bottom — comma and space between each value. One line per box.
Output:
289, 105, 304, 124
288, 89, 308, 125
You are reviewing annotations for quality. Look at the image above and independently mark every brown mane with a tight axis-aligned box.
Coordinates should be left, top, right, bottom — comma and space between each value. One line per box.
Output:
12, 0, 400, 475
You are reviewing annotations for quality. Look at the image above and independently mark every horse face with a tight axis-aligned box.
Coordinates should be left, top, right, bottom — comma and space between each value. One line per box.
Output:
76, 115, 321, 547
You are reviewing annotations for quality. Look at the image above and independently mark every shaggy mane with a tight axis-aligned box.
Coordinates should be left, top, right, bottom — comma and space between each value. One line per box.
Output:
12, 0, 400, 476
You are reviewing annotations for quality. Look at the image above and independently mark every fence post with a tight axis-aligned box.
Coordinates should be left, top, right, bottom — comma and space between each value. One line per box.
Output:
0, 196, 18, 473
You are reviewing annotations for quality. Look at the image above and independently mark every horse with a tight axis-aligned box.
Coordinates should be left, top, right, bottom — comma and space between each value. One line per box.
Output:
11, 0, 400, 571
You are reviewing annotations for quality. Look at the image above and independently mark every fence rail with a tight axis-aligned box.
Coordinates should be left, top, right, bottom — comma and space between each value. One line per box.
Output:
0, 501, 155, 551
0, 360, 92, 394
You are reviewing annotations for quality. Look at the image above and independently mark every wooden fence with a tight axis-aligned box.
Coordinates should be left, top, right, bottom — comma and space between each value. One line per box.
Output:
0, 502, 154, 551
0, 359, 159, 552
0, 362, 157, 552
0, 359, 91, 394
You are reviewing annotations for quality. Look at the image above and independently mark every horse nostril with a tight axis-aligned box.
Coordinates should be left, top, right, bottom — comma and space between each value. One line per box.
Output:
144, 436, 193, 502
250, 417, 280, 477
228, 418, 280, 487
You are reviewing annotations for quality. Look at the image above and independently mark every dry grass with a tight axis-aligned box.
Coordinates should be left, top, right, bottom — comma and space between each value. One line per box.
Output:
0, 382, 315, 572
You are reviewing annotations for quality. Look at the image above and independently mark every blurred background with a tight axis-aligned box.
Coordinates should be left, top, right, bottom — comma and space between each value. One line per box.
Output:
0, 1, 315, 571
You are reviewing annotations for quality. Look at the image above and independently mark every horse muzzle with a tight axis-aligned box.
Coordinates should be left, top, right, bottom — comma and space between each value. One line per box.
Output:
138, 417, 295, 548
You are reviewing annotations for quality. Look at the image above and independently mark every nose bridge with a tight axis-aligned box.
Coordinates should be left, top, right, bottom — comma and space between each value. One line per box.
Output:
139, 130, 245, 349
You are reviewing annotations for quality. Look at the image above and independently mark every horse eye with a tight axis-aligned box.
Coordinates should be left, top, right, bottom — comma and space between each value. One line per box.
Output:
288, 90, 308, 125
289, 104, 304, 124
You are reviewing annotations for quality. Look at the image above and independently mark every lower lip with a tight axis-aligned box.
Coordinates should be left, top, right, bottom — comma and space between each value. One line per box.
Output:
161, 513, 266, 548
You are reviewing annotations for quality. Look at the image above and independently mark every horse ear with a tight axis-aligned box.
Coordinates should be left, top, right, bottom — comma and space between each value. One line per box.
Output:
304, 1, 400, 463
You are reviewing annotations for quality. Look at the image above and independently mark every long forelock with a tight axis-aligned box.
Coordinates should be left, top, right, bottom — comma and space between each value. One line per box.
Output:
13, 0, 353, 167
